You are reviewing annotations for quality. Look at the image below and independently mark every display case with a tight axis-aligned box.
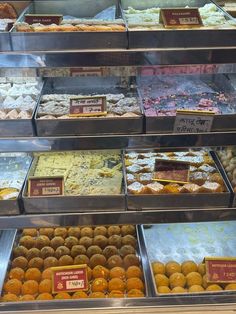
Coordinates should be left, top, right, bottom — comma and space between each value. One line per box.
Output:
1, 0, 236, 313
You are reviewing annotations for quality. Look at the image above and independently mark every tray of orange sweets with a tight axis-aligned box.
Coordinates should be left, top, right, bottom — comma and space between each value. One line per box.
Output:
1, 225, 149, 303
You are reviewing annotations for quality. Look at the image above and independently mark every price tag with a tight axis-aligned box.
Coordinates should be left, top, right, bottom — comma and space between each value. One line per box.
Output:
51, 265, 88, 293
70, 67, 103, 77
153, 159, 190, 184
173, 109, 215, 133
69, 96, 107, 117
28, 176, 64, 197
160, 8, 203, 28
205, 257, 236, 283
25, 14, 63, 25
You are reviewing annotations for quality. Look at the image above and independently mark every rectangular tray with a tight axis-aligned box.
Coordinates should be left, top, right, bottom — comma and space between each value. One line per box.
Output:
0, 1, 30, 51
22, 153, 126, 214
138, 74, 236, 134
121, 0, 236, 49
141, 221, 236, 296
125, 150, 231, 210
35, 77, 143, 136
11, 0, 127, 51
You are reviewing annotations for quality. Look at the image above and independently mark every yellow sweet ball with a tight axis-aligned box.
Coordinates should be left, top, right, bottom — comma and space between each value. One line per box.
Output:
186, 272, 202, 287
171, 287, 186, 294
152, 261, 165, 275
181, 261, 198, 276
169, 272, 186, 289
188, 285, 204, 293
197, 263, 206, 276
154, 274, 169, 287
206, 284, 222, 291
202, 274, 210, 289
165, 261, 181, 277
157, 286, 171, 294
225, 284, 236, 291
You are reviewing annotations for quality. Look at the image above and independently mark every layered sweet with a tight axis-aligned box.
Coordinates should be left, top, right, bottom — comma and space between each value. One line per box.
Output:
0, 78, 41, 120
31, 151, 123, 196
37, 93, 141, 119
0, 153, 31, 200
125, 150, 225, 195
124, 3, 236, 29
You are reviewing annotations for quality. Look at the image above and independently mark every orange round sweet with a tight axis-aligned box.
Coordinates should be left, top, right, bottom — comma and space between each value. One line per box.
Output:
55, 292, 71, 300
54, 228, 68, 239
154, 274, 169, 287
20, 294, 35, 301
68, 227, 81, 238
169, 272, 186, 289
44, 257, 58, 269
92, 265, 109, 279
110, 267, 126, 280
12, 256, 28, 270
108, 278, 125, 292
107, 226, 121, 236
126, 266, 142, 279
123, 254, 139, 269
186, 272, 202, 287
81, 227, 93, 238
171, 287, 186, 294
36, 293, 53, 300
206, 284, 222, 291
107, 255, 123, 269
90, 254, 106, 269
165, 261, 181, 277
189, 285, 204, 293
225, 283, 236, 291
91, 278, 108, 293
87, 266, 92, 281
22, 280, 39, 295
28, 257, 44, 270
108, 290, 124, 298
22, 228, 37, 237
9, 267, 25, 281
198, 263, 206, 276
181, 261, 198, 276
39, 279, 52, 294
151, 261, 165, 275
94, 226, 107, 237
126, 277, 144, 292
4, 279, 22, 295
157, 286, 171, 294
202, 274, 209, 289
72, 291, 88, 299
42, 268, 53, 280
19, 236, 35, 249
25, 268, 41, 282
39, 228, 54, 239
89, 292, 106, 298
127, 289, 144, 298
2, 293, 19, 302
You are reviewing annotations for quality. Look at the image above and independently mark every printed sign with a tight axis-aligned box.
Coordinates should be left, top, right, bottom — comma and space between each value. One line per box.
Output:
160, 8, 203, 28
153, 159, 190, 184
69, 96, 107, 117
173, 109, 215, 133
51, 265, 88, 293
28, 176, 64, 197
25, 14, 62, 25
205, 257, 236, 283
70, 67, 103, 77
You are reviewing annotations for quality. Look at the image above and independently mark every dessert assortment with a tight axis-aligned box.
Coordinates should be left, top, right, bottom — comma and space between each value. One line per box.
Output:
218, 147, 236, 193
124, 3, 236, 30
28, 151, 123, 196
37, 93, 141, 120
1, 225, 145, 301
0, 78, 42, 120
125, 150, 226, 195
0, 153, 31, 201
0, 2, 17, 31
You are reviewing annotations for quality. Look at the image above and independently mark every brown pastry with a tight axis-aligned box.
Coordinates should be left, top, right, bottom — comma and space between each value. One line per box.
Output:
146, 182, 164, 194
163, 183, 181, 194
108, 235, 122, 248
94, 226, 107, 237
93, 235, 108, 249
207, 173, 224, 185
126, 173, 135, 185
180, 183, 200, 193
64, 236, 79, 249
127, 182, 146, 195
199, 181, 223, 193
74, 254, 89, 266
198, 164, 216, 173
103, 246, 119, 259
55, 246, 70, 259
0, 3, 17, 19
139, 173, 153, 185
40, 247, 55, 259
13, 246, 28, 258
86, 245, 102, 258
71, 245, 86, 257
59, 255, 74, 266
26, 248, 41, 260
190, 171, 208, 185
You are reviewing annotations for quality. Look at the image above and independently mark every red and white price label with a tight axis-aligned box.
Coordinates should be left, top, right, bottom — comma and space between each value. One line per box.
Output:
52, 265, 88, 293
205, 257, 236, 283
160, 8, 203, 28
28, 177, 64, 197
69, 96, 107, 117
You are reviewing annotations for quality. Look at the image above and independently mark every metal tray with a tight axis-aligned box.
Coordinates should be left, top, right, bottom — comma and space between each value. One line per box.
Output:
141, 221, 236, 296
121, 0, 236, 49
11, 0, 127, 51
0, 80, 43, 137
0, 1, 30, 51
125, 150, 231, 210
137, 74, 236, 134
22, 153, 126, 214
35, 77, 143, 136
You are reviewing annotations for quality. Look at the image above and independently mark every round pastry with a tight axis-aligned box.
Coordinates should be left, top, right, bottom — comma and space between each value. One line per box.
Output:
127, 289, 144, 298
152, 261, 165, 275
22, 280, 39, 295
40, 246, 55, 259
64, 236, 79, 249
181, 261, 198, 276
19, 236, 35, 249
202, 274, 209, 289
107, 226, 121, 236
55, 246, 70, 259
91, 278, 108, 293
51, 236, 64, 250
108, 290, 124, 298
169, 272, 186, 289
13, 246, 28, 258
20, 294, 35, 301
22, 229, 37, 237
2, 293, 19, 302
39, 228, 54, 239
68, 227, 81, 238
198, 263, 206, 276
79, 236, 93, 248
35, 235, 51, 250
80, 227, 93, 238
108, 235, 122, 248
42, 268, 53, 280
206, 284, 222, 291
28, 257, 44, 270
87, 266, 92, 281
157, 286, 171, 294
26, 248, 41, 260
43, 257, 58, 269
186, 272, 203, 287
90, 254, 106, 269
108, 278, 125, 292
59, 255, 74, 266
71, 245, 86, 257
126, 277, 144, 292
36, 293, 53, 300
39, 279, 52, 293
120, 245, 135, 257
94, 226, 107, 237
25, 268, 41, 282
154, 274, 169, 287
171, 287, 186, 294
121, 225, 135, 236
89, 292, 106, 298
189, 285, 204, 292
103, 246, 119, 259
74, 254, 90, 266
9, 267, 25, 281
121, 235, 136, 248
107, 255, 123, 269
54, 228, 68, 239
123, 254, 139, 269
12, 256, 28, 270
87, 245, 102, 258
110, 267, 126, 280
93, 235, 108, 249
4, 279, 22, 295
165, 261, 181, 277
126, 266, 142, 279
92, 265, 109, 279
55, 292, 71, 299
72, 291, 88, 299
225, 283, 236, 290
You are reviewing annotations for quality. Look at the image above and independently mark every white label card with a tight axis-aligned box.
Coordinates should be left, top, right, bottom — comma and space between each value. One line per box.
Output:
174, 113, 214, 133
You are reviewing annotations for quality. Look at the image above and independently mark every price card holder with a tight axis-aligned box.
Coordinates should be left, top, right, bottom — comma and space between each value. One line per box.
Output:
173, 109, 215, 133
25, 14, 63, 25
51, 264, 88, 293
160, 8, 203, 28
28, 176, 64, 197
70, 67, 103, 77
153, 159, 190, 184
205, 257, 236, 283
69, 96, 107, 117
